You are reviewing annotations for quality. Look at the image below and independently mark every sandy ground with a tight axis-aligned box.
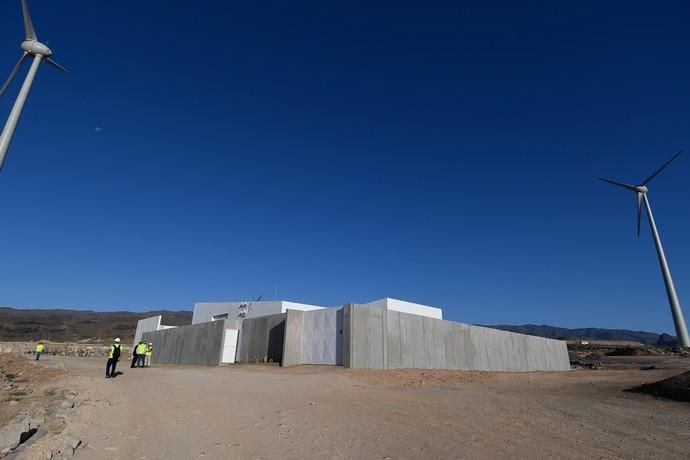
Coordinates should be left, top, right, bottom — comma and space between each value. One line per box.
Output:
13, 355, 690, 460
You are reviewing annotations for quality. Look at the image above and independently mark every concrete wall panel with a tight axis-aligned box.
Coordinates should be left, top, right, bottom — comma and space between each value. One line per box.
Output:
133, 316, 161, 350
143, 319, 240, 366
282, 310, 304, 367
432, 319, 447, 369
300, 309, 342, 365
349, 304, 385, 369
344, 308, 569, 372
342, 305, 351, 368
386, 310, 402, 369
237, 314, 286, 364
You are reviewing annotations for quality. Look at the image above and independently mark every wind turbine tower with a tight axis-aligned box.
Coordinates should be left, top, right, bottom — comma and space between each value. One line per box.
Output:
0, 0, 67, 171
600, 151, 690, 348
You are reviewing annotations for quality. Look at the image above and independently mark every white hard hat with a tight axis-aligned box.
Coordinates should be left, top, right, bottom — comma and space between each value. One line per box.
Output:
114, 338, 121, 342
149, 342, 152, 345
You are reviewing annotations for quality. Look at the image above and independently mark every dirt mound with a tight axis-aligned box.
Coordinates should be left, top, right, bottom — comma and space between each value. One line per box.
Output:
627, 370, 690, 402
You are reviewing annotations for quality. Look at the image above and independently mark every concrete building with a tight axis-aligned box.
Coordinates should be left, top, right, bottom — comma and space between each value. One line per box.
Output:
137, 298, 570, 372
191, 300, 325, 324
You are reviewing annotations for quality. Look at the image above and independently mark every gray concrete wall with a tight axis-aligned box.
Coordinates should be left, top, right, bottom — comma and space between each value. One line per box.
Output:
282, 310, 304, 367
342, 305, 351, 368
347, 304, 569, 371
300, 308, 343, 365
142, 319, 241, 366
349, 303, 386, 369
237, 313, 286, 364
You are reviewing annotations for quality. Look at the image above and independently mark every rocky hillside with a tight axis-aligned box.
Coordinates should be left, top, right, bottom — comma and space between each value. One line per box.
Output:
0, 307, 192, 343
487, 324, 677, 347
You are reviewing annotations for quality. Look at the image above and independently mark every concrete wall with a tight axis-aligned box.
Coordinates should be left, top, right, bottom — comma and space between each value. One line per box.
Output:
236, 313, 286, 364
300, 308, 343, 365
348, 303, 386, 369
142, 319, 241, 366
346, 304, 569, 371
282, 310, 303, 367
133, 316, 161, 349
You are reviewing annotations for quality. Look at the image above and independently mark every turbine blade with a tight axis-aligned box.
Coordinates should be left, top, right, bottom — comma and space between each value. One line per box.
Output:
20, 0, 37, 40
598, 177, 638, 192
637, 192, 643, 237
641, 150, 683, 185
0, 53, 29, 97
45, 58, 68, 74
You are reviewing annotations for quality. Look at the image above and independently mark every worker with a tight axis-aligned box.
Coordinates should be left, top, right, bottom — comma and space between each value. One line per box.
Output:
130, 343, 139, 369
136, 341, 148, 368
144, 342, 153, 368
35, 341, 44, 361
105, 338, 122, 378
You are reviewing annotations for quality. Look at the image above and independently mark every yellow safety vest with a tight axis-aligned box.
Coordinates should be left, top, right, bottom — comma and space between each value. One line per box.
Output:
108, 343, 121, 358
136, 343, 147, 355
145, 346, 153, 357
36, 344, 44, 353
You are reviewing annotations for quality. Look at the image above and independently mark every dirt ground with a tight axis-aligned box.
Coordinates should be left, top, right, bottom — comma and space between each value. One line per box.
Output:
9, 354, 690, 460
0, 354, 66, 428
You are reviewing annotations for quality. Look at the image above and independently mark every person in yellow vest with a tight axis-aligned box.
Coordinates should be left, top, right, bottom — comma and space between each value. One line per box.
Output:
105, 338, 122, 378
136, 341, 148, 368
144, 342, 153, 368
35, 341, 44, 361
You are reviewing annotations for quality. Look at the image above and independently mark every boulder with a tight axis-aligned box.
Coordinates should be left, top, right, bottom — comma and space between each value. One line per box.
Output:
59, 400, 74, 410
0, 418, 33, 452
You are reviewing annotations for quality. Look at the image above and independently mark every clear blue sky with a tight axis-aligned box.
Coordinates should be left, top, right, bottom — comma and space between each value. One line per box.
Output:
1, 1, 689, 334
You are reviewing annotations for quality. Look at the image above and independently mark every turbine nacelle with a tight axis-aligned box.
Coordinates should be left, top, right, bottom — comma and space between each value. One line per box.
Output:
0, 0, 68, 171
635, 185, 648, 194
20, 40, 52, 57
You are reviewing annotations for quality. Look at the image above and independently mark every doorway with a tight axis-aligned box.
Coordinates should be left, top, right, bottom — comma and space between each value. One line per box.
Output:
221, 328, 239, 364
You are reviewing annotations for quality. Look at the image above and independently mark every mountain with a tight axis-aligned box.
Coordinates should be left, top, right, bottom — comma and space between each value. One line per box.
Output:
0, 307, 192, 343
486, 324, 677, 346
0, 306, 679, 347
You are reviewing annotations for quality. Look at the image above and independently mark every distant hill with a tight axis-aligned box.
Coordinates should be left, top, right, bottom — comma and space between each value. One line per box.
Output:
0, 307, 678, 348
0, 307, 192, 343
486, 324, 677, 347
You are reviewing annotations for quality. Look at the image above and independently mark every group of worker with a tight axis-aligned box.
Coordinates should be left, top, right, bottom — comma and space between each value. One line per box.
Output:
131, 340, 154, 369
35, 338, 155, 379
104, 338, 154, 378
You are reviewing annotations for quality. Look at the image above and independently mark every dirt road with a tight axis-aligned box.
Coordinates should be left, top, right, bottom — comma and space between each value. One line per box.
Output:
20, 356, 690, 459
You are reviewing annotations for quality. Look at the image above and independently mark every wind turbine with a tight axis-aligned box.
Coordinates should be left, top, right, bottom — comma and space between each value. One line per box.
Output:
0, 0, 67, 171
599, 150, 690, 348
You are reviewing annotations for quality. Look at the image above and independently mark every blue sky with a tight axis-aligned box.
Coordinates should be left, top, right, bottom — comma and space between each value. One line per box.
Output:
1, 1, 690, 334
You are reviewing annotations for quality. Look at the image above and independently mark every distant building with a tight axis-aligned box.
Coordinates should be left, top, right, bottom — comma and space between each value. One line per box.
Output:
135, 297, 569, 372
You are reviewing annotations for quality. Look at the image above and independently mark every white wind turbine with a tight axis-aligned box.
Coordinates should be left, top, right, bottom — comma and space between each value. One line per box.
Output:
0, 0, 67, 171
599, 151, 690, 348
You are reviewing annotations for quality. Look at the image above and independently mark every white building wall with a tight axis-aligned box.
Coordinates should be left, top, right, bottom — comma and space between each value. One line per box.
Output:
361, 298, 443, 320
281, 301, 326, 314
193, 301, 326, 324
133, 316, 179, 350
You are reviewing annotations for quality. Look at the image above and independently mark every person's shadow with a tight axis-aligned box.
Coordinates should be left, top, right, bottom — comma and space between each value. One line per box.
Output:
111, 371, 124, 378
